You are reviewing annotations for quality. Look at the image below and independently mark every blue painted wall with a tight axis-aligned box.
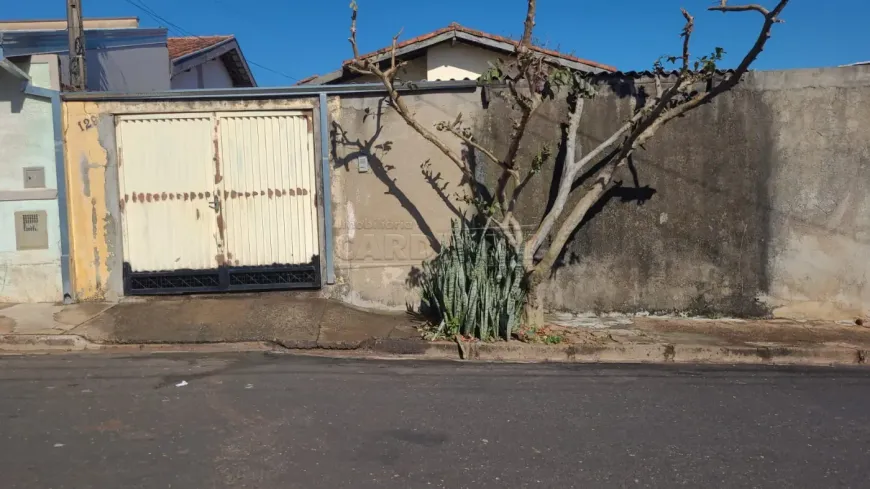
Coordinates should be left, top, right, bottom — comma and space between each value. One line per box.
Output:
0, 56, 63, 302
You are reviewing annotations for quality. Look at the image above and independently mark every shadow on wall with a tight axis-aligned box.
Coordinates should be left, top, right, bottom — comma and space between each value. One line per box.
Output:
0, 57, 31, 113
332, 97, 487, 255
90, 49, 124, 92
332, 98, 441, 254
330, 79, 669, 308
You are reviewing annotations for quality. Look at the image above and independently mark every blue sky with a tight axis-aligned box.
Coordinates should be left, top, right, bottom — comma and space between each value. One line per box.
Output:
4, 0, 867, 86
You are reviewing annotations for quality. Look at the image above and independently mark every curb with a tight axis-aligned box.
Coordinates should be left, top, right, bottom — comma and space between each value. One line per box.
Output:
0, 334, 91, 352
1, 334, 867, 366
367, 339, 869, 366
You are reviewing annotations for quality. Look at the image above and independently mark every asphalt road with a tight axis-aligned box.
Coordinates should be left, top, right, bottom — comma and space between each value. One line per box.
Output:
1, 353, 869, 489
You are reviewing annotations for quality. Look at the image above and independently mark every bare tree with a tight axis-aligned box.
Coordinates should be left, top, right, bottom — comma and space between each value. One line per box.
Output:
345, 0, 790, 326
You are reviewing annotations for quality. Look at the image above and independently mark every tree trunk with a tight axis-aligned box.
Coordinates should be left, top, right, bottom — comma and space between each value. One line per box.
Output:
524, 274, 546, 329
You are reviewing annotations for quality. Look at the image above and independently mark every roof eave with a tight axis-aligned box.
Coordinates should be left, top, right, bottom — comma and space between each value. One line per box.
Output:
170, 38, 256, 87
170, 37, 235, 66
304, 27, 612, 84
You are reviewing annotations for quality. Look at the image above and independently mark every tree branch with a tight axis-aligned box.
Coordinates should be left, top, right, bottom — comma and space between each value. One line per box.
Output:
346, 5, 474, 183
525, 107, 642, 258
643, 0, 790, 135
348, 3, 370, 72
504, 108, 533, 169
654, 71, 664, 98
492, 213, 522, 250
386, 85, 473, 179
709, 2, 770, 16
442, 125, 502, 168
530, 158, 624, 275
710, 0, 790, 77
527, 0, 789, 264
680, 8, 694, 73
385, 28, 405, 78
520, 0, 536, 48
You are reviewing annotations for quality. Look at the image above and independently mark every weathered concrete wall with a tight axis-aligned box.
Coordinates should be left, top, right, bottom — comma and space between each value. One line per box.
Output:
0, 55, 63, 302
62, 97, 319, 301
511, 67, 870, 320
332, 66, 870, 320
495, 74, 774, 318
758, 68, 870, 319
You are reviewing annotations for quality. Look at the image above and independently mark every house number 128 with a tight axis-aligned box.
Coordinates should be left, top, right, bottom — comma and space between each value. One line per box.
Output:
77, 115, 99, 131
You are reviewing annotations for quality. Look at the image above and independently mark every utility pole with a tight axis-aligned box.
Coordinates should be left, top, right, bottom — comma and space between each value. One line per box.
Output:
66, 0, 87, 91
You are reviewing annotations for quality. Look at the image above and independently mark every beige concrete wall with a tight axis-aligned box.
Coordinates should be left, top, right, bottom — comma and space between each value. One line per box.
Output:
758, 68, 870, 319
328, 90, 479, 309
62, 97, 319, 301
426, 42, 493, 81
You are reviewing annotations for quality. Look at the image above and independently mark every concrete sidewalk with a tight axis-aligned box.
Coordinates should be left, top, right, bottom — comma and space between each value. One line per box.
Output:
2, 296, 869, 365
1, 292, 421, 351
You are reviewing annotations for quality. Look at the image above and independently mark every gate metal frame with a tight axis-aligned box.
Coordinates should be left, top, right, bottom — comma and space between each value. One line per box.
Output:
116, 109, 323, 295
122, 259, 321, 295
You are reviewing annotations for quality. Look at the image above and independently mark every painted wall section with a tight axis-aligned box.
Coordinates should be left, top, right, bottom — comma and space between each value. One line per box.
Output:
171, 68, 199, 90
0, 55, 63, 302
426, 42, 494, 81
201, 59, 234, 88
58, 45, 172, 92
62, 97, 318, 301
171, 58, 235, 89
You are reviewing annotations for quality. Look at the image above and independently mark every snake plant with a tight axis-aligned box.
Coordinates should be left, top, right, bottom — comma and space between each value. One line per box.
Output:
419, 218, 526, 341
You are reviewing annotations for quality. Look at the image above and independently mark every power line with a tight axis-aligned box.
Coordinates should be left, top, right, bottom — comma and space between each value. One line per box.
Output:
122, 0, 298, 83
245, 60, 298, 82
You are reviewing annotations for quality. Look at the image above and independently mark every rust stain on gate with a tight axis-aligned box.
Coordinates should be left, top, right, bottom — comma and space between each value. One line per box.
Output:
213, 118, 223, 184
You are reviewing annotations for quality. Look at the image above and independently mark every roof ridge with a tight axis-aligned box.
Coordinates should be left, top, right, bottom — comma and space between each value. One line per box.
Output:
342, 23, 615, 72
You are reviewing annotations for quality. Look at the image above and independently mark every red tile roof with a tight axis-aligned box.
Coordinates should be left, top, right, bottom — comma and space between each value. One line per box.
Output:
167, 36, 234, 60
295, 74, 320, 85
344, 23, 615, 72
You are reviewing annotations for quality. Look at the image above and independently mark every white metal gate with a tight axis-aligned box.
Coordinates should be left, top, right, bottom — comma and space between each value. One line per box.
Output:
117, 111, 320, 294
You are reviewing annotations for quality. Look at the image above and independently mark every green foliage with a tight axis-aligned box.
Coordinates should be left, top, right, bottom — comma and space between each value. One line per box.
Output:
479, 59, 507, 85
694, 47, 726, 73
529, 144, 552, 176
419, 219, 526, 341
517, 325, 564, 344
546, 67, 597, 101
654, 46, 726, 74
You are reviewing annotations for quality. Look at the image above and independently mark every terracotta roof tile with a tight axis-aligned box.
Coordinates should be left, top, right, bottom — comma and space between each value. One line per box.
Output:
295, 74, 320, 85
167, 36, 234, 60
343, 23, 615, 72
